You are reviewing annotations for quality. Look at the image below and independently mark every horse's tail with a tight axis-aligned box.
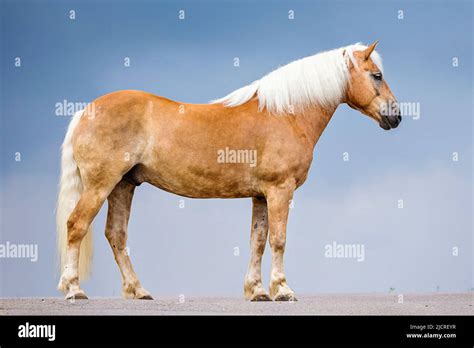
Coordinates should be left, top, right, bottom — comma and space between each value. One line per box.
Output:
56, 110, 93, 281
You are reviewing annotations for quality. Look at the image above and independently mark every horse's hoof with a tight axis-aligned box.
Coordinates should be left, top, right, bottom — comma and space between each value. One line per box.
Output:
251, 293, 272, 302
274, 293, 297, 302
65, 290, 88, 300
137, 294, 154, 300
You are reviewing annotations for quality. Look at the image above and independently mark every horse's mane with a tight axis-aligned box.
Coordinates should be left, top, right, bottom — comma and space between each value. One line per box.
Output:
210, 43, 383, 114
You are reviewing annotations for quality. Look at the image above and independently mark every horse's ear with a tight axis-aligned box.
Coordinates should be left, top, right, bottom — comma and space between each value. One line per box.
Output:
342, 49, 355, 69
362, 40, 379, 60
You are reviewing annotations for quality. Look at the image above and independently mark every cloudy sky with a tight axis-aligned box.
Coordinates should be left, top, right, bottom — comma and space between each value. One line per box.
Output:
0, 0, 472, 298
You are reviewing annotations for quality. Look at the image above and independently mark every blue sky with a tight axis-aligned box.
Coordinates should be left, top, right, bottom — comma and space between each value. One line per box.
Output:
0, 0, 472, 297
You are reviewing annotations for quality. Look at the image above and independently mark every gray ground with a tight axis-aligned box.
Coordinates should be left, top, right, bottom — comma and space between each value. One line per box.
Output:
1, 293, 472, 315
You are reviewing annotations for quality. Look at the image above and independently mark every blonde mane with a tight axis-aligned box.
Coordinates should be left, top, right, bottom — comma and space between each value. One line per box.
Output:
211, 43, 383, 114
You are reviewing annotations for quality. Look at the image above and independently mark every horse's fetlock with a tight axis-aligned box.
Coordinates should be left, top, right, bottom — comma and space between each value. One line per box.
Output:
122, 280, 140, 293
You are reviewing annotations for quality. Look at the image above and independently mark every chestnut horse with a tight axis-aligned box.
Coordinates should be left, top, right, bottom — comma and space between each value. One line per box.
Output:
57, 41, 401, 301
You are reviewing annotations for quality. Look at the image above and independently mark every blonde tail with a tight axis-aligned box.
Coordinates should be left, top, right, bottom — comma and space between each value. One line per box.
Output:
56, 110, 93, 281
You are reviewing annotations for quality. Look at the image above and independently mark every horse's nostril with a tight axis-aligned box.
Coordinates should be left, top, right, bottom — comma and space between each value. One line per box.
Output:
385, 115, 400, 129
398, 115, 402, 122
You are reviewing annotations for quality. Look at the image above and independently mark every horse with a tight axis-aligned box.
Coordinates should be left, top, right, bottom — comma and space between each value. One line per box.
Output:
57, 41, 401, 301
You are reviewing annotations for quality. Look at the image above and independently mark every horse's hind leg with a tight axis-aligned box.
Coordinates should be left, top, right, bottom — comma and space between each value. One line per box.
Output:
244, 197, 271, 301
58, 188, 110, 300
105, 180, 152, 300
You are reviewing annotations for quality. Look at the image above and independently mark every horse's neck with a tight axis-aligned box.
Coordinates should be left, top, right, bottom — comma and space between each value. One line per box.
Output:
292, 104, 339, 148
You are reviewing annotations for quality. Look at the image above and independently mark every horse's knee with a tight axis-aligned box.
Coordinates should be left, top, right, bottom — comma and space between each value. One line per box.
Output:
269, 238, 286, 253
104, 228, 114, 242
105, 228, 126, 249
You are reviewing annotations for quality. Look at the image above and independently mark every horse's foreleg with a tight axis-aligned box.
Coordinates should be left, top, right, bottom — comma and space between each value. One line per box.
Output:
244, 197, 271, 301
105, 180, 152, 300
58, 188, 109, 300
266, 186, 297, 301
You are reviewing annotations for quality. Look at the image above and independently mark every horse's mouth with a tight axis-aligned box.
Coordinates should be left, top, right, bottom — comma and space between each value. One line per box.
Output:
379, 114, 402, 130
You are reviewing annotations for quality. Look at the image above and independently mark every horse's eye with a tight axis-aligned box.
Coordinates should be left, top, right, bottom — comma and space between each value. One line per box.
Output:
372, 72, 383, 81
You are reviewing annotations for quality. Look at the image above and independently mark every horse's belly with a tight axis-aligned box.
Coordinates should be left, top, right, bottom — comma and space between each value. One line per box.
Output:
140, 163, 261, 199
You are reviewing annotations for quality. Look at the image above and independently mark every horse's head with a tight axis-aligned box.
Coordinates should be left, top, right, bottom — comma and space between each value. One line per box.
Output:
345, 41, 401, 130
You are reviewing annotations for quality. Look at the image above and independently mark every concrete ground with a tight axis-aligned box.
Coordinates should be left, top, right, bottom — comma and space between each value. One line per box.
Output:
0, 293, 472, 315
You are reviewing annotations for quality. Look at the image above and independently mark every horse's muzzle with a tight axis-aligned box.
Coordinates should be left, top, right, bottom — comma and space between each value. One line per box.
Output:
379, 114, 402, 130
